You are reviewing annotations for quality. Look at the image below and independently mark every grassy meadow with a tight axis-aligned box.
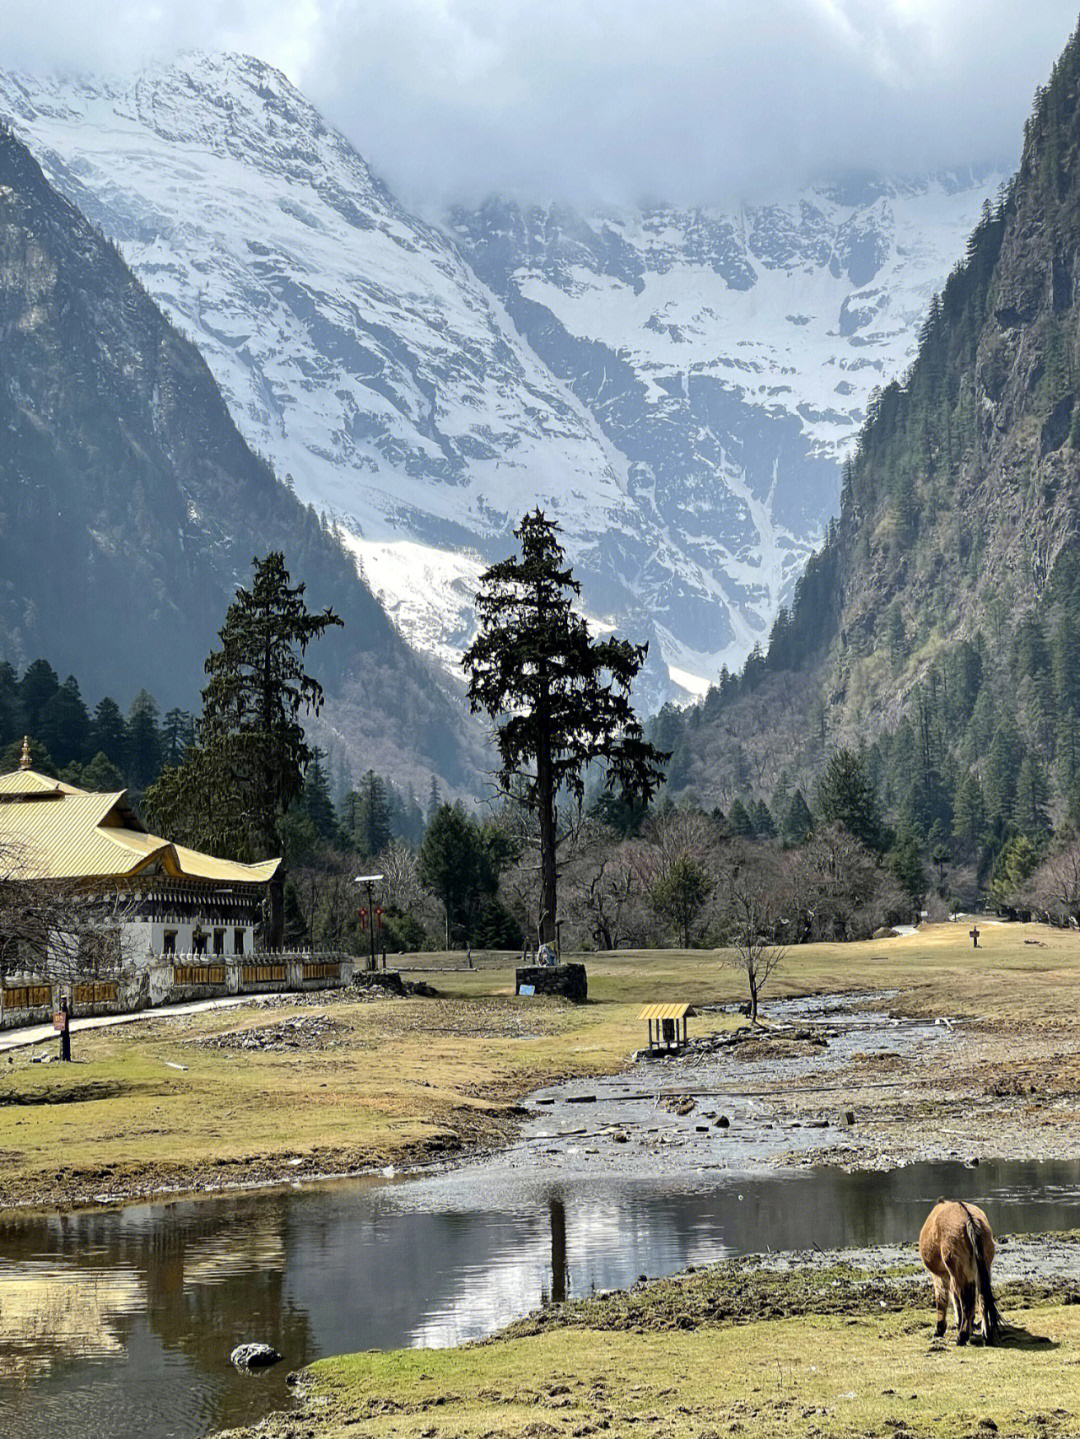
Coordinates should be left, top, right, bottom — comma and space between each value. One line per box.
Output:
0, 919, 1077, 1210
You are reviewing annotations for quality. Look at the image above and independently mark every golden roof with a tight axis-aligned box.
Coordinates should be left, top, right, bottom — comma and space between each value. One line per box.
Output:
0, 767, 279, 885
638, 1003, 694, 1021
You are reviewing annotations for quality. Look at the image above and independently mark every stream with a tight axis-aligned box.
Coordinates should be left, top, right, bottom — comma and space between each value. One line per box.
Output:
2, 996, 1079, 1439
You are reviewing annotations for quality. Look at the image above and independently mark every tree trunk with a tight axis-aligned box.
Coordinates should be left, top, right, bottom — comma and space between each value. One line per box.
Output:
748, 971, 758, 1024
537, 736, 557, 944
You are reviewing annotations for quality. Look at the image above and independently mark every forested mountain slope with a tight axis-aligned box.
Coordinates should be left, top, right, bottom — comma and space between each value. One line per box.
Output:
660, 24, 1080, 854
0, 125, 479, 789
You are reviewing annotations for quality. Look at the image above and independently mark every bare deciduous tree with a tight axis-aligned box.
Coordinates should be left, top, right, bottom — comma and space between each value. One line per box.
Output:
0, 837, 129, 988
1022, 839, 1080, 927
717, 841, 787, 1023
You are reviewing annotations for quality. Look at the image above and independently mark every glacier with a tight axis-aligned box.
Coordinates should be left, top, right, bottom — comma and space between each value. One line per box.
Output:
0, 53, 1006, 707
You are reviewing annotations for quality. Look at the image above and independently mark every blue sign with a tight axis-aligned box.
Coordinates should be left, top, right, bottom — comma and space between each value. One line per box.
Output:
519, 984, 536, 996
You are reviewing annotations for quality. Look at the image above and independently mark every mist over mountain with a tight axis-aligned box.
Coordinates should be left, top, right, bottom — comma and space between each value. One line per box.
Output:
0, 54, 1002, 708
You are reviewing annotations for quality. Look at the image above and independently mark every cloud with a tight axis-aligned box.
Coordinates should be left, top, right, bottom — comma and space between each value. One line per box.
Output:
4, 0, 1078, 208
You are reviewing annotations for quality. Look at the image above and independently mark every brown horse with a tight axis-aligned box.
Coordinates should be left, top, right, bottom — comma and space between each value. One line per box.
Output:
919, 1199, 1000, 1345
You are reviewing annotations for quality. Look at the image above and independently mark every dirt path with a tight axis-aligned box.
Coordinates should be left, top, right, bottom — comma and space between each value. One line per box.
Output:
0, 994, 262, 1053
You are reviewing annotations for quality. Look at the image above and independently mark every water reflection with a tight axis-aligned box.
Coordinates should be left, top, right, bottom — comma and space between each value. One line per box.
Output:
1, 1156, 1079, 1439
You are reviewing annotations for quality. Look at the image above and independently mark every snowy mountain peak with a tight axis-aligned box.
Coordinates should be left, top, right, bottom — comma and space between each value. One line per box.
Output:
0, 55, 1005, 708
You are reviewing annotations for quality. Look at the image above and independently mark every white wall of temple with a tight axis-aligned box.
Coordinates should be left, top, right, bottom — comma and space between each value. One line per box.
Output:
122, 918, 256, 962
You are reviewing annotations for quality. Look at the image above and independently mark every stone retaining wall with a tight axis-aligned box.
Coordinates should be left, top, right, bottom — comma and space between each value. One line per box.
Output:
0, 951, 354, 1030
515, 963, 588, 1002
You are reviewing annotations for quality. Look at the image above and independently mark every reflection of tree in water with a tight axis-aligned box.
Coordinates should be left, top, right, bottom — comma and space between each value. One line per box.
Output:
549, 1196, 567, 1305
1, 1194, 318, 1434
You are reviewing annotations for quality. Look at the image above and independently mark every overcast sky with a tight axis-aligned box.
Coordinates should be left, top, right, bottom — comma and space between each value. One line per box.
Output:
6, 1, 1080, 208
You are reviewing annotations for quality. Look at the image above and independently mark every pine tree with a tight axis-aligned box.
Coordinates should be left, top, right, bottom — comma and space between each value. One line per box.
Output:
816, 749, 885, 851
983, 722, 1023, 825
419, 803, 498, 948
650, 855, 713, 947
952, 772, 986, 848
39, 675, 90, 768
125, 690, 163, 790
751, 798, 776, 838
891, 832, 928, 917
19, 659, 60, 737
90, 697, 127, 768
161, 708, 194, 767
782, 790, 814, 846
81, 751, 125, 791
143, 553, 342, 945
1013, 752, 1051, 838
462, 510, 666, 942
301, 748, 340, 843
427, 776, 442, 825
728, 797, 754, 837
354, 769, 391, 858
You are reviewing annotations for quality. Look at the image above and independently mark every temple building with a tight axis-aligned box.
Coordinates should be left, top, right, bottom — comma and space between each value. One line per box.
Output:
0, 737, 279, 963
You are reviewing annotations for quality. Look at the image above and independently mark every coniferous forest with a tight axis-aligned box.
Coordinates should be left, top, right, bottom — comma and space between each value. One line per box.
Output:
644, 24, 1080, 923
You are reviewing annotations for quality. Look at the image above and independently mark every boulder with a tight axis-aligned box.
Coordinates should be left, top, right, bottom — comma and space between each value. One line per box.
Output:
230, 1342, 283, 1371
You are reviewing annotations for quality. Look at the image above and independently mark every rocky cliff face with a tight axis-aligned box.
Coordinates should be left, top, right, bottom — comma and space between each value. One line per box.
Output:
449, 176, 1003, 682
0, 55, 1002, 706
0, 124, 479, 789
659, 23, 1080, 810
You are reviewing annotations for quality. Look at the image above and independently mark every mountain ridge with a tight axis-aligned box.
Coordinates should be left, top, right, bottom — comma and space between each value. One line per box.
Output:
0, 120, 480, 792
0, 53, 1003, 706
654, 21, 1080, 849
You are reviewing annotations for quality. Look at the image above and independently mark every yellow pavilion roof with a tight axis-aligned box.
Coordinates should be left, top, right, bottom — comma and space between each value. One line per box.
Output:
638, 1003, 694, 1021
0, 767, 279, 885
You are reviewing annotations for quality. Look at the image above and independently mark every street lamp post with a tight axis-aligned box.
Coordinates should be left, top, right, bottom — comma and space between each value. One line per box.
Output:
354, 873, 385, 972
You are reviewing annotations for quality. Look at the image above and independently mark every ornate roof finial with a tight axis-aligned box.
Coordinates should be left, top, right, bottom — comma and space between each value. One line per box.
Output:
19, 735, 32, 771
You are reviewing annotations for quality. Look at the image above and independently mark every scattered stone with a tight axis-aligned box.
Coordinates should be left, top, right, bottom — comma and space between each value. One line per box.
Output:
230, 1342, 283, 1371
193, 1014, 345, 1053
353, 969, 408, 995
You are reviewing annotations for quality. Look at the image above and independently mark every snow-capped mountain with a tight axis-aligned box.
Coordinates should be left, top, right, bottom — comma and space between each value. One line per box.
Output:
0, 54, 1005, 703
448, 177, 1005, 676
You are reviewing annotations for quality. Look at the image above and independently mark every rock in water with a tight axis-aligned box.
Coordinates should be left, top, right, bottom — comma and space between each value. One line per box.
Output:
230, 1343, 283, 1371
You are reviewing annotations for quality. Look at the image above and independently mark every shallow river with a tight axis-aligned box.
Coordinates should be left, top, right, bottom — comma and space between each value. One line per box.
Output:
4, 1155, 1080, 1439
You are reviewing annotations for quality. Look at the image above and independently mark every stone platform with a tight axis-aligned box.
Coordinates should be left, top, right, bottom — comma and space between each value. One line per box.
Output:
515, 963, 588, 1002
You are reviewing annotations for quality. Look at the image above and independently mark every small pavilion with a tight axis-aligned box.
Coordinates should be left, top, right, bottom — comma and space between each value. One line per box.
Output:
638, 1002, 694, 1054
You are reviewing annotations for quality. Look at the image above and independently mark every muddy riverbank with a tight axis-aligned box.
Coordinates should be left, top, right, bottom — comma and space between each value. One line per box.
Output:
6, 970, 1080, 1215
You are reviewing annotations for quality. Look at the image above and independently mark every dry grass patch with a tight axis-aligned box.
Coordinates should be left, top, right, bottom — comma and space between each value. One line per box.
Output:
2, 921, 1080, 1211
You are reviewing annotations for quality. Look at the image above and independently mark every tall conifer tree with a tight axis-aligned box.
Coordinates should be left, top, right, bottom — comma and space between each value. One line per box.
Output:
463, 510, 666, 943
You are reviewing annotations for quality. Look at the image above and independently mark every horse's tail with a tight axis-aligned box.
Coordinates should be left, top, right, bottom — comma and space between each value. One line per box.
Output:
963, 1210, 1000, 1343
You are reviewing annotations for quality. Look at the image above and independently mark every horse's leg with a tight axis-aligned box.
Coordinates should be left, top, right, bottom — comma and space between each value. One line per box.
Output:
957, 1279, 976, 1345
946, 1262, 968, 1344
932, 1274, 948, 1337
